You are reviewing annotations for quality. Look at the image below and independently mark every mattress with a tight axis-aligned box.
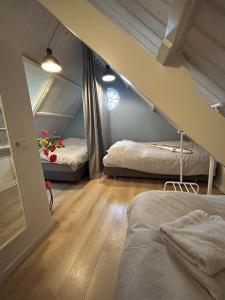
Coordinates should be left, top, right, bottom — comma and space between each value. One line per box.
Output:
103, 140, 210, 176
41, 138, 88, 171
116, 191, 225, 300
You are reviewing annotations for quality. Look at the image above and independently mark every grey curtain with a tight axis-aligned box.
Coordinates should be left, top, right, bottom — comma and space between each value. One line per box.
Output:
82, 45, 104, 179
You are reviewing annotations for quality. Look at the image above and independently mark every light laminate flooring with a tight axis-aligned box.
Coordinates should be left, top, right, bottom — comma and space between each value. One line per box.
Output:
0, 176, 222, 300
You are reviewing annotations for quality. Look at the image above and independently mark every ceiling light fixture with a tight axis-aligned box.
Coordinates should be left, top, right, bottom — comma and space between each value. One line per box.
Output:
102, 65, 116, 82
41, 48, 62, 73
41, 22, 62, 73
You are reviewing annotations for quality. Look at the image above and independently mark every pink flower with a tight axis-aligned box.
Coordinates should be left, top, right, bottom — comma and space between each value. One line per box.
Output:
41, 129, 49, 136
49, 154, 57, 163
45, 180, 51, 189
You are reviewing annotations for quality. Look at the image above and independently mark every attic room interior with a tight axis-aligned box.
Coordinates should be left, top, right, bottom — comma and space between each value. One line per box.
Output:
1, 0, 225, 299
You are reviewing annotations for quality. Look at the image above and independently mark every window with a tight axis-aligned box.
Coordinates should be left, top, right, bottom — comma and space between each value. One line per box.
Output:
105, 87, 120, 110
23, 58, 52, 111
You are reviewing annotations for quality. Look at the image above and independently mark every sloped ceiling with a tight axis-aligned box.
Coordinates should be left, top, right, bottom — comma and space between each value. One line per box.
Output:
89, 0, 171, 56
22, 0, 174, 139
21, 0, 83, 137
22, 0, 82, 85
25, 0, 225, 144
39, 0, 225, 165
39, 78, 82, 115
183, 0, 225, 112
89, 0, 225, 115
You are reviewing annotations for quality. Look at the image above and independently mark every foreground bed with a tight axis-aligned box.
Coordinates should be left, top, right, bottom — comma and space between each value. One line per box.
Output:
104, 140, 210, 180
41, 138, 88, 182
115, 191, 225, 300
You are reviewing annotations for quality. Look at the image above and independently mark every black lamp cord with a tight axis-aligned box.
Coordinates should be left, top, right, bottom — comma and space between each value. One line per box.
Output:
48, 22, 61, 50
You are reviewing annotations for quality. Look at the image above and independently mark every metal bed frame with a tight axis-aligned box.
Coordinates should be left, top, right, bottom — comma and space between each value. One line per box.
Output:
163, 131, 200, 194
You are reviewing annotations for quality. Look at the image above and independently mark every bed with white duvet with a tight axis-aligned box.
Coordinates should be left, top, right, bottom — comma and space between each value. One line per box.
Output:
41, 138, 88, 182
103, 140, 210, 179
116, 191, 225, 300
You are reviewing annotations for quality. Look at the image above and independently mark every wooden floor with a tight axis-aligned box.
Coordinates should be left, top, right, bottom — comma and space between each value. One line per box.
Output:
0, 176, 222, 300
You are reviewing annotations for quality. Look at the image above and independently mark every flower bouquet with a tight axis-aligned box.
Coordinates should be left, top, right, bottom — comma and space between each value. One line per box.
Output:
38, 129, 65, 212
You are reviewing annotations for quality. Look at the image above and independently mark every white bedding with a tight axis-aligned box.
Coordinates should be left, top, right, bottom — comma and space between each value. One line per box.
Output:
41, 138, 88, 171
103, 140, 210, 176
116, 191, 225, 300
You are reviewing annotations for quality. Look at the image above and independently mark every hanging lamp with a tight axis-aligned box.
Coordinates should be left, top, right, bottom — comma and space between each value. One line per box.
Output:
102, 65, 116, 82
41, 48, 62, 73
41, 22, 62, 73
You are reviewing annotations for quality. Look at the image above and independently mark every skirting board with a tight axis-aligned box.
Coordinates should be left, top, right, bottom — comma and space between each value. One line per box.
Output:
0, 221, 55, 284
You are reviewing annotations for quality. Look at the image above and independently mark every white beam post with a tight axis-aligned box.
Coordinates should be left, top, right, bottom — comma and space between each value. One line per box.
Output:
157, 0, 199, 64
207, 156, 216, 195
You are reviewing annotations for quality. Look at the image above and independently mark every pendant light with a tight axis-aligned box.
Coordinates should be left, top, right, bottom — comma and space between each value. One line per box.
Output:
41, 48, 62, 73
102, 65, 116, 82
41, 23, 62, 73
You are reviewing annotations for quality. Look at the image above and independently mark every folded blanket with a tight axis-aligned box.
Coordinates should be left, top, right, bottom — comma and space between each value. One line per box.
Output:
164, 238, 225, 300
160, 210, 225, 300
160, 210, 225, 275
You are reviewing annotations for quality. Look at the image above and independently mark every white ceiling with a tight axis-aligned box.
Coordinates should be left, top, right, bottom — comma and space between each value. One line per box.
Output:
89, 0, 171, 56
183, 0, 225, 92
90, 0, 225, 114
22, 0, 83, 85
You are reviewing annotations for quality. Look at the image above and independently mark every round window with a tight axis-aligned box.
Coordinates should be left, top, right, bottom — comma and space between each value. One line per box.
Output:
105, 87, 120, 110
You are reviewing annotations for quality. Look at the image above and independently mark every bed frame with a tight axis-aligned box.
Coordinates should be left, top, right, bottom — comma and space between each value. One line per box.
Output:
42, 161, 89, 182
104, 166, 208, 182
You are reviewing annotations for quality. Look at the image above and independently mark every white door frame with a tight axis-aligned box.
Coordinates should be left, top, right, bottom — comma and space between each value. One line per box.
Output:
0, 2, 53, 282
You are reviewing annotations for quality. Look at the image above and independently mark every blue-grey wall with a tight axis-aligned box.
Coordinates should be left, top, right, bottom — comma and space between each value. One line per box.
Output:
62, 105, 85, 139
62, 78, 179, 145
106, 79, 179, 144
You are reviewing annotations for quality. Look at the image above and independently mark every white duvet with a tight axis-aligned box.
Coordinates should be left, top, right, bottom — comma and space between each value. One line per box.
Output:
115, 191, 225, 300
103, 140, 210, 176
41, 138, 88, 171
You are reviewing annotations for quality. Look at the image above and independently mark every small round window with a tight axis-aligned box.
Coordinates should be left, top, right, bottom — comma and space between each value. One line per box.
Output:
105, 87, 120, 110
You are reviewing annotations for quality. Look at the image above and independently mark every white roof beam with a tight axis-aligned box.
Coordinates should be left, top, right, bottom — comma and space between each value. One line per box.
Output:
157, 0, 199, 64
35, 112, 74, 118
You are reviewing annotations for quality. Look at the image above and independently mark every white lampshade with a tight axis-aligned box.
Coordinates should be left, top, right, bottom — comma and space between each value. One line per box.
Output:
41, 48, 62, 73
102, 65, 116, 82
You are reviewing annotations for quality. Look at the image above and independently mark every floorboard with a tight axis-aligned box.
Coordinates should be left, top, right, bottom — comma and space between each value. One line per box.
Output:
0, 176, 223, 300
